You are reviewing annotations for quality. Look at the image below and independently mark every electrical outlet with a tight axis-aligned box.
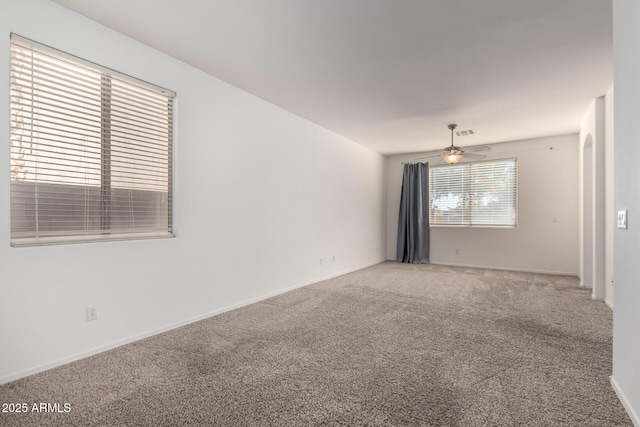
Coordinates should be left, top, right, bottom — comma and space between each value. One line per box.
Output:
86, 305, 97, 321
320, 258, 323, 265
332, 255, 335, 262
455, 249, 460, 255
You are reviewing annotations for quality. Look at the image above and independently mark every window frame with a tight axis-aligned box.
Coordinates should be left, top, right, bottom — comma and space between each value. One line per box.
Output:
428, 157, 518, 228
9, 34, 176, 247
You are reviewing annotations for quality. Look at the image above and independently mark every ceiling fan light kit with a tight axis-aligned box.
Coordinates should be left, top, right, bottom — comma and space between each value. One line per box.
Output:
444, 149, 463, 165
443, 124, 463, 165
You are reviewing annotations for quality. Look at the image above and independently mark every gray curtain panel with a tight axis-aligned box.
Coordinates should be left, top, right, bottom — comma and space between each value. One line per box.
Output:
397, 162, 430, 263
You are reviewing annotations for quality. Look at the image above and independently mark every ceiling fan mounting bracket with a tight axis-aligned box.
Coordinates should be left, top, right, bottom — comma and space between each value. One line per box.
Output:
447, 124, 458, 131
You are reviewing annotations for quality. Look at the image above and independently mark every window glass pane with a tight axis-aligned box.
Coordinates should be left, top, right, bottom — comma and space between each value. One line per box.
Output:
10, 46, 102, 187
430, 164, 470, 225
110, 78, 171, 192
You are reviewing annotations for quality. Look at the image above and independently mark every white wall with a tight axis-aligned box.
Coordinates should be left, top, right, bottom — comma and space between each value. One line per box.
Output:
612, 0, 640, 424
604, 86, 615, 308
386, 134, 579, 275
0, 0, 386, 383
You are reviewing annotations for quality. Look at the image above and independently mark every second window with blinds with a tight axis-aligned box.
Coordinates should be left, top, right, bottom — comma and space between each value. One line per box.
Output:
429, 158, 517, 227
9, 34, 175, 246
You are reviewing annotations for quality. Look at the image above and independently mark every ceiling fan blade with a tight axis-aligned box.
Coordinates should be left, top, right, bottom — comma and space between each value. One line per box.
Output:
462, 153, 487, 160
463, 145, 491, 152
412, 153, 443, 160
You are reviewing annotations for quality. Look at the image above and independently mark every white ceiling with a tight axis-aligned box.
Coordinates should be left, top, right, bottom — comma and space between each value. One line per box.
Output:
52, 0, 612, 155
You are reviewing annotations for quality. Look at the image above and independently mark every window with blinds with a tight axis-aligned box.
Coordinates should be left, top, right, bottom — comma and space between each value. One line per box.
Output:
9, 34, 175, 246
429, 158, 517, 227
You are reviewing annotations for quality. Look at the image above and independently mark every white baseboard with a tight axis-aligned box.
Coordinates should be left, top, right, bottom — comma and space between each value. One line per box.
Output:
605, 299, 614, 310
428, 261, 578, 277
0, 259, 385, 385
610, 375, 640, 426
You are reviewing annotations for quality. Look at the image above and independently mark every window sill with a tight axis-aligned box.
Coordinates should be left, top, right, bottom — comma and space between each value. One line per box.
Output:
11, 232, 175, 248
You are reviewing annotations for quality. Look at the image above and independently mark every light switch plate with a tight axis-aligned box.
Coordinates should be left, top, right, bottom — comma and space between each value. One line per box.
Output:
618, 210, 628, 229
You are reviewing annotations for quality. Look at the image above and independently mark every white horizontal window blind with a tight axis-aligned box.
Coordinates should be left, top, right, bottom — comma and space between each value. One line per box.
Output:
429, 158, 517, 227
10, 34, 175, 246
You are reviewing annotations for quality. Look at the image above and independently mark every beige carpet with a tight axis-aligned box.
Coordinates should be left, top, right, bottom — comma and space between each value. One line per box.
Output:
0, 262, 632, 426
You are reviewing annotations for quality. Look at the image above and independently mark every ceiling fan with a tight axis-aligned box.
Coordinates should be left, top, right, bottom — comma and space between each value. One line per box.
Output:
415, 124, 490, 165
